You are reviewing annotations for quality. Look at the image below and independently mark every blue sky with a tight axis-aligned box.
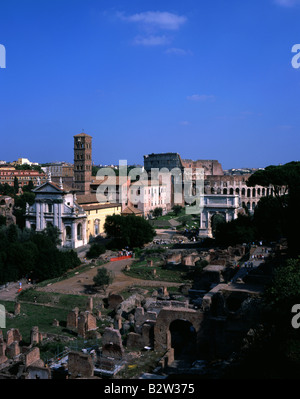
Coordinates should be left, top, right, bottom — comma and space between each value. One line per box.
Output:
0, 0, 300, 169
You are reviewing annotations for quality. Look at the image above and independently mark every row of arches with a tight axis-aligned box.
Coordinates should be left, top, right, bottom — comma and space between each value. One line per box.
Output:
207, 186, 274, 197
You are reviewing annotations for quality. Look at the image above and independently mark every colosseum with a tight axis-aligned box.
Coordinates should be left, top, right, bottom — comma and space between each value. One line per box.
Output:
144, 153, 275, 236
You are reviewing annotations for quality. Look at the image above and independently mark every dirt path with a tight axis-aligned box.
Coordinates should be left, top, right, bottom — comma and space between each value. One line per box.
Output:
36, 258, 181, 296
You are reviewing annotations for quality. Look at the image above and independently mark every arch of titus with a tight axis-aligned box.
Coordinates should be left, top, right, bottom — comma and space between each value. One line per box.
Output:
199, 194, 240, 237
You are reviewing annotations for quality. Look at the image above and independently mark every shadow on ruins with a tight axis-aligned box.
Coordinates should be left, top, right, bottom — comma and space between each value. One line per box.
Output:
0, 241, 279, 379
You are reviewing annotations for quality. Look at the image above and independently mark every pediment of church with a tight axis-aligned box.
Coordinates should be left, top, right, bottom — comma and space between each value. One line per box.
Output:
33, 182, 63, 194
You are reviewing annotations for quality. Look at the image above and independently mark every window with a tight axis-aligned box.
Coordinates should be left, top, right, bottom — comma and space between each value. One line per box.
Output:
77, 223, 82, 240
94, 219, 99, 235
66, 226, 72, 240
48, 204, 53, 213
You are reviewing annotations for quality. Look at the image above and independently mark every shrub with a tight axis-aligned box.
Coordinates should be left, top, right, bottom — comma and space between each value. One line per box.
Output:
93, 267, 113, 288
86, 243, 106, 259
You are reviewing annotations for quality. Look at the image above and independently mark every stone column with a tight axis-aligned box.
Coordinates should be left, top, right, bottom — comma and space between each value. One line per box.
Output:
36, 201, 41, 230
40, 202, 45, 230
72, 222, 76, 249
53, 202, 58, 228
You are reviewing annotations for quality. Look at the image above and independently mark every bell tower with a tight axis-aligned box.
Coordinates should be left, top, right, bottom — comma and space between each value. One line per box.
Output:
73, 132, 92, 195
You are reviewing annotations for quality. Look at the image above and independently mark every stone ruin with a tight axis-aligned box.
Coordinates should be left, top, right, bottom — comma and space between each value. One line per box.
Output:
66, 297, 100, 339
0, 328, 51, 379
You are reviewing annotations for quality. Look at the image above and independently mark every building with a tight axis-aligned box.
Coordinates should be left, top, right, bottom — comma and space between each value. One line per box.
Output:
199, 194, 240, 237
0, 166, 47, 188
90, 175, 131, 211
144, 153, 184, 174
203, 174, 273, 213
42, 162, 74, 190
127, 179, 170, 218
143, 152, 276, 237
76, 193, 121, 239
25, 177, 87, 249
15, 158, 39, 166
73, 133, 92, 195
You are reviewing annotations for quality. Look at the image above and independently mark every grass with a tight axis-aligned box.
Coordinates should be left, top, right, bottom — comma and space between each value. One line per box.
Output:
0, 286, 112, 345
0, 300, 70, 343
117, 285, 183, 300
117, 349, 165, 379
17, 289, 91, 309
123, 258, 192, 283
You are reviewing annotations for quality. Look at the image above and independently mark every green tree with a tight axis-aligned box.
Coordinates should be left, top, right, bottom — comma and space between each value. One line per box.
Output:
264, 258, 300, 309
152, 207, 163, 218
0, 183, 15, 196
13, 176, 19, 194
104, 214, 155, 249
13, 191, 36, 228
247, 161, 300, 256
214, 214, 255, 246
86, 243, 106, 259
93, 267, 112, 288
211, 213, 226, 238
22, 180, 34, 193
172, 205, 183, 216
253, 196, 284, 241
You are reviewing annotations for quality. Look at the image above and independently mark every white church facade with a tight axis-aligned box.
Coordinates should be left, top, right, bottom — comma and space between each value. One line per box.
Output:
25, 178, 87, 249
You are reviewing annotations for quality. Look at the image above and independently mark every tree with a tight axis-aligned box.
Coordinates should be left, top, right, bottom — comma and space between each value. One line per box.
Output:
152, 207, 163, 218
253, 196, 284, 241
93, 267, 112, 289
211, 213, 226, 238
86, 243, 106, 259
22, 180, 34, 193
104, 214, 156, 249
172, 205, 183, 216
13, 177, 19, 194
214, 214, 255, 246
247, 161, 300, 256
13, 191, 36, 228
0, 183, 15, 196
0, 224, 81, 284
264, 258, 300, 308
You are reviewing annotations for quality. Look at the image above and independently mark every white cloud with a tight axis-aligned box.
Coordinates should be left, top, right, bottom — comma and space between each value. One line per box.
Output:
133, 35, 171, 46
165, 47, 192, 56
180, 121, 190, 126
274, 0, 300, 6
119, 11, 187, 31
187, 94, 215, 102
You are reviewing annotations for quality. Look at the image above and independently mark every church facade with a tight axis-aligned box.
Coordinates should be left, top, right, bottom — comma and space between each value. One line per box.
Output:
25, 178, 87, 249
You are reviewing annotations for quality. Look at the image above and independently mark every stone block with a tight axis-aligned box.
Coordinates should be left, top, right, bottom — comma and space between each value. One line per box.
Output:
102, 328, 124, 359
25, 347, 41, 368
68, 351, 94, 378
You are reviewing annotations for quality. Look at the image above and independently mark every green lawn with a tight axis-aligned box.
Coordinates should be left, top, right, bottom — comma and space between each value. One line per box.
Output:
0, 289, 108, 344
0, 300, 70, 343
123, 259, 192, 283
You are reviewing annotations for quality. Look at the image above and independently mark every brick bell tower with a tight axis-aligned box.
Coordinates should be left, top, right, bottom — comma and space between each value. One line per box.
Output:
73, 132, 92, 195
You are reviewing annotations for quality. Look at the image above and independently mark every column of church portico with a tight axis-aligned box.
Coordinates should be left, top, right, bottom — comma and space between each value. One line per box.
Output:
58, 201, 62, 231
82, 219, 87, 244
35, 201, 40, 230
40, 202, 46, 230
72, 222, 77, 249
53, 202, 58, 228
